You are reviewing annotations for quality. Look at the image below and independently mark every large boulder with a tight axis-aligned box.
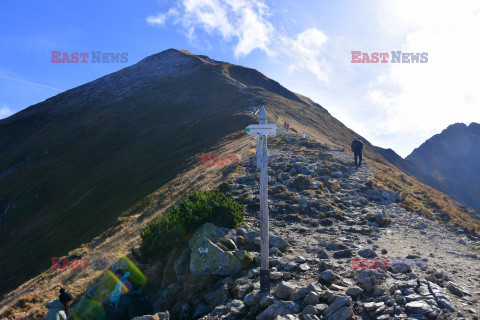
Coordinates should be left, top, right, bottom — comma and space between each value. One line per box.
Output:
190, 238, 244, 276
275, 281, 298, 300
256, 301, 301, 320
189, 223, 247, 276
188, 223, 229, 248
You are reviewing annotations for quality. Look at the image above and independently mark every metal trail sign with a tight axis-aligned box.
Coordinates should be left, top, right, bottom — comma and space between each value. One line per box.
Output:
244, 106, 276, 293
244, 124, 276, 136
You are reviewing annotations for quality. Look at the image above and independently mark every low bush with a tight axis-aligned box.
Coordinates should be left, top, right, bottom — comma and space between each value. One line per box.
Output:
136, 189, 244, 262
138, 216, 186, 262
168, 189, 244, 233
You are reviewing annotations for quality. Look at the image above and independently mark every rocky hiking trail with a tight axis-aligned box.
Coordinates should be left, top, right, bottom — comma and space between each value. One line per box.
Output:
77, 131, 480, 320
185, 131, 480, 320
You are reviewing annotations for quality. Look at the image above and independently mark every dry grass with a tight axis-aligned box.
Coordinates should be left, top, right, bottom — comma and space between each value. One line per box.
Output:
371, 161, 480, 236
0, 133, 254, 319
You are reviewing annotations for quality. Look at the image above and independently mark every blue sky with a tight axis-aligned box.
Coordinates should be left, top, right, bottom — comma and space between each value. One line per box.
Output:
1, 0, 479, 157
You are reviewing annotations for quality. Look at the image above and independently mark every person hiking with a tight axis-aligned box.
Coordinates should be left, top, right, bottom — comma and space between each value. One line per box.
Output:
109, 269, 133, 307
44, 288, 73, 320
351, 138, 363, 169
100, 288, 152, 320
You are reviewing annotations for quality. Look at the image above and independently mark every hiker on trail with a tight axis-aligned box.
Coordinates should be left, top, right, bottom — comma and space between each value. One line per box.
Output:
109, 269, 133, 306
44, 288, 73, 320
101, 288, 153, 320
351, 138, 363, 169
283, 121, 287, 130
286, 122, 290, 132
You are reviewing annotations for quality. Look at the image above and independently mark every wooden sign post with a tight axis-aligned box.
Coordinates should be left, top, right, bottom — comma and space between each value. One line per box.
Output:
244, 106, 275, 293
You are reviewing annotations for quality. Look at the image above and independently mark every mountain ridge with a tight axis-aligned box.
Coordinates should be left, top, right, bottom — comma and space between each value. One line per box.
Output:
406, 122, 480, 213
0, 48, 373, 296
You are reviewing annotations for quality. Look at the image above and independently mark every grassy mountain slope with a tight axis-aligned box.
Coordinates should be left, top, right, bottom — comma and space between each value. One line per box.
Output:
0, 49, 478, 315
406, 123, 480, 214
0, 48, 376, 296
0, 50, 255, 295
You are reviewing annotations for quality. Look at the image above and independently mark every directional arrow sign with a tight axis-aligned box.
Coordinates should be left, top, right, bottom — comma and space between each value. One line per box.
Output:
244, 124, 276, 136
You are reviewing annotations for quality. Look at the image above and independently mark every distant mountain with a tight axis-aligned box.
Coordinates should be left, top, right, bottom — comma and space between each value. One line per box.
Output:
406, 123, 480, 213
0, 49, 372, 295
375, 147, 442, 191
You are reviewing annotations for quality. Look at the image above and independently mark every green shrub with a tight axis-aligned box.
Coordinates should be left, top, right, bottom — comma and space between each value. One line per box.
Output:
137, 189, 244, 262
139, 216, 186, 262
167, 189, 244, 233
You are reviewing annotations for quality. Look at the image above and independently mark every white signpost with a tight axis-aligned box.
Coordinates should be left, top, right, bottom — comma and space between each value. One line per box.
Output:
244, 106, 275, 293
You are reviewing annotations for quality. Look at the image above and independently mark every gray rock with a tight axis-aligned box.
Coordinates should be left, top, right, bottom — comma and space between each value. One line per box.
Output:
290, 287, 310, 301
237, 282, 254, 299
155, 311, 170, 320
188, 223, 228, 248
284, 261, 298, 271
319, 270, 337, 284
436, 297, 454, 311
299, 263, 310, 271
323, 296, 352, 318
193, 303, 213, 318
275, 281, 298, 300
392, 262, 411, 274
256, 301, 301, 320
302, 304, 318, 315
219, 237, 237, 250
358, 248, 377, 259
404, 300, 432, 314
244, 290, 258, 307
345, 286, 363, 297
270, 235, 289, 252
327, 305, 353, 320
271, 271, 284, 280
259, 294, 277, 308
204, 284, 230, 306
364, 301, 384, 311
356, 269, 384, 292
446, 281, 469, 297
318, 250, 330, 260
173, 248, 190, 276
275, 315, 300, 320
294, 256, 307, 263
304, 292, 320, 305
189, 237, 244, 276
306, 282, 323, 292
333, 249, 353, 259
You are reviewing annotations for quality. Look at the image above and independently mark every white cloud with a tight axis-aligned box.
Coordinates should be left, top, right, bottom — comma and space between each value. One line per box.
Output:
146, 0, 331, 82
329, 0, 480, 156
0, 105, 13, 119
281, 28, 330, 83
147, 0, 275, 58
146, 13, 169, 26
